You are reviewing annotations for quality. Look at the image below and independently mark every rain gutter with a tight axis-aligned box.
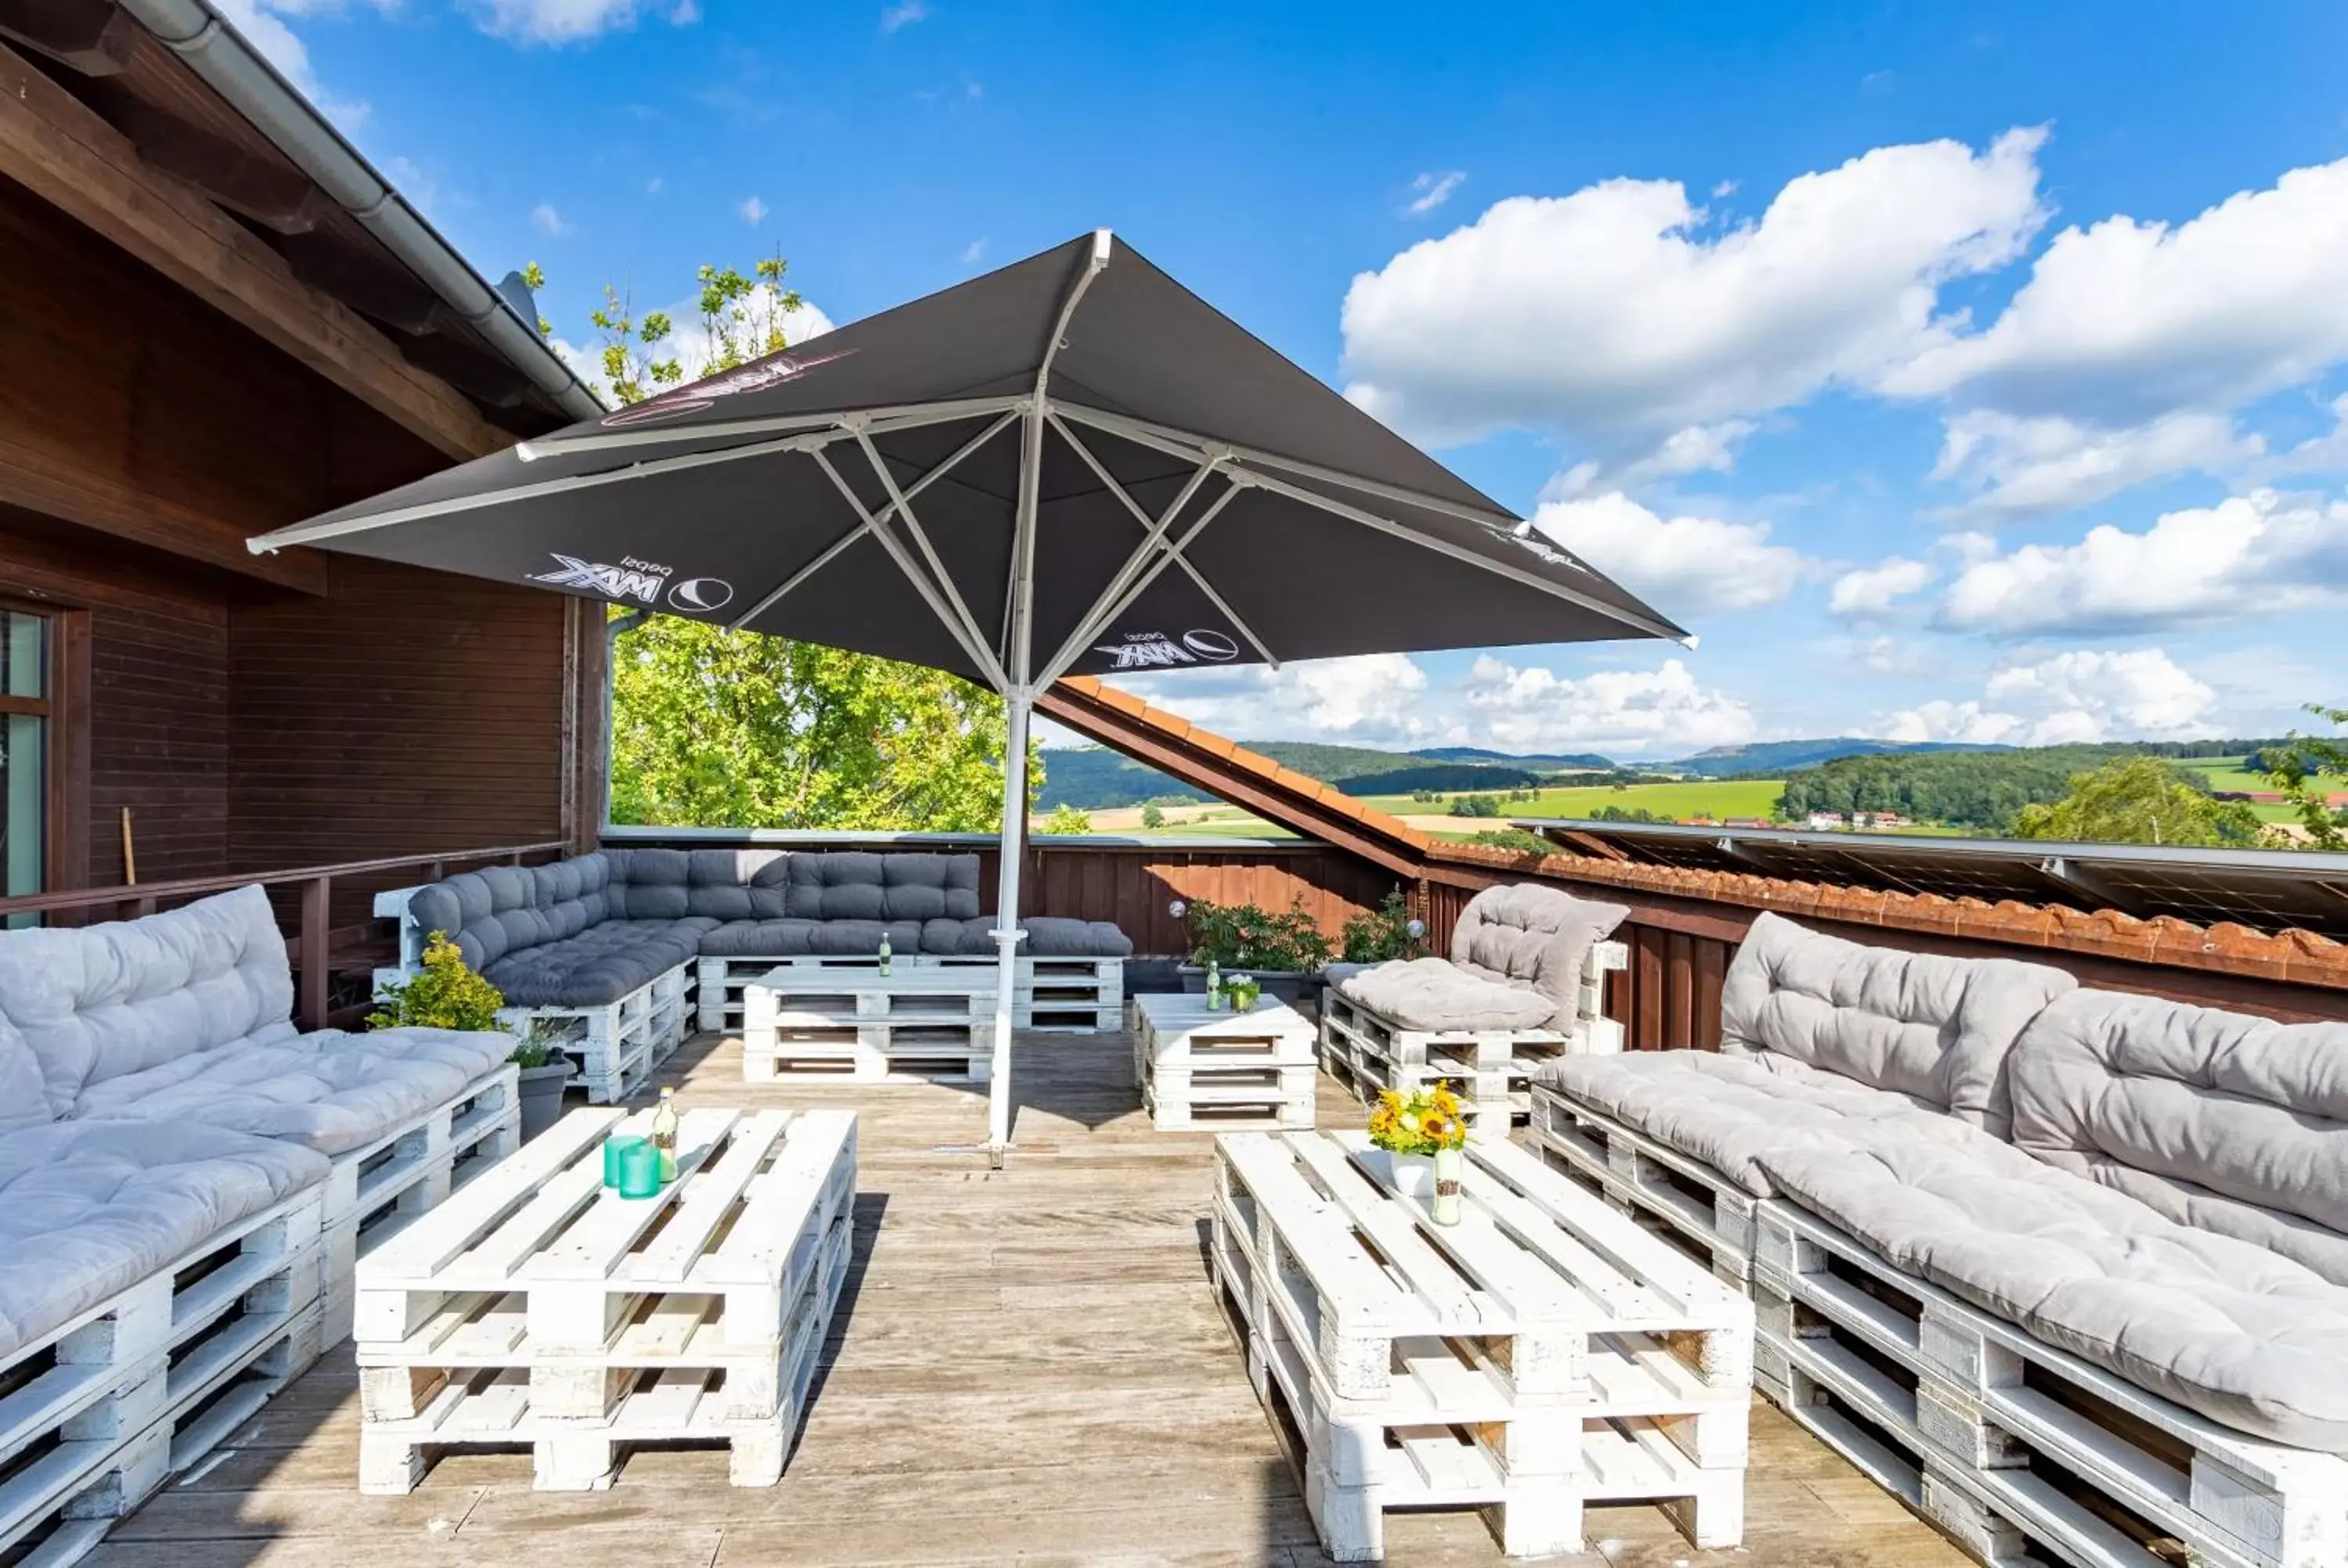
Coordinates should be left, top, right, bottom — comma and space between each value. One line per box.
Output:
115, 0, 606, 423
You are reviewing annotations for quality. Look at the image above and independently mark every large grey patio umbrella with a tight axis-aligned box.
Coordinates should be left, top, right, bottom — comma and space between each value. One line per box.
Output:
250, 229, 1687, 1156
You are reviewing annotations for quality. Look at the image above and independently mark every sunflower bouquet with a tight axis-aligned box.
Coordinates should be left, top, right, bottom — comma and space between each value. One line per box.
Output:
1367, 1086, 1468, 1155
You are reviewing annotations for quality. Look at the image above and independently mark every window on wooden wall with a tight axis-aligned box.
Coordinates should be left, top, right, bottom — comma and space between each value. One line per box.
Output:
0, 609, 50, 912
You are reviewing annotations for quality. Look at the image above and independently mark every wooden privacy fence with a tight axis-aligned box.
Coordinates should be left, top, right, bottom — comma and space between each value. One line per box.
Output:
0, 841, 571, 1030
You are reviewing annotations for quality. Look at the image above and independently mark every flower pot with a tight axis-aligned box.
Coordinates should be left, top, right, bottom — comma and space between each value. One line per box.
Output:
1385, 1151, 1435, 1199
1178, 965, 1310, 1003
1431, 1145, 1464, 1225
516, 1062, 571, 1142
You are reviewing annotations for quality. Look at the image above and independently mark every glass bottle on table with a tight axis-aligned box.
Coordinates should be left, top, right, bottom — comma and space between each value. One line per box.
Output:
877, 931, 893, 978
1205, 958, 1222, 1011
650, 1087, 679, 1182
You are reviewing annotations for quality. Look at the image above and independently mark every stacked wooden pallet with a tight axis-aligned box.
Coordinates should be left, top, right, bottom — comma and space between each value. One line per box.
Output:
697, 953, 1125, 1035
741, 966, 996, 1084
499, 966, 690, 1105
321, 1065, 522, 1342
1752, 1203, 2348, 1568
1320, 940, 1628, 1135
1130, 993, 1316, 1131
354, 1106, 856, 1494
1210, 1129, 1751, 1562
1, 1189, 326, 1568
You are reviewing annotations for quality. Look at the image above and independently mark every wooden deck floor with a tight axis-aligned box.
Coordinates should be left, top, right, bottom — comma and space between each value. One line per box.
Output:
85, 1029, 1971, 1568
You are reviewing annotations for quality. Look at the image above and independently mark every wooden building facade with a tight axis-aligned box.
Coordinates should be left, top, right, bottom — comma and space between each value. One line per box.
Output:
0, 3, 609, 909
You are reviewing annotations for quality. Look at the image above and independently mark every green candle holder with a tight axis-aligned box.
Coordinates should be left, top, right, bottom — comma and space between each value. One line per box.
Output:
615, 1138, 662, 1199
602, 1134, 646, 1189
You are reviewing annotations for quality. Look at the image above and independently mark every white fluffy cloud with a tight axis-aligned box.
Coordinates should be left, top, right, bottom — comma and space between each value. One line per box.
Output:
1939, 488, 2348, 636
1882, 649, 2217, 746
1887, 156, 2348, 512
529, 202, 574, 237
1828, 557, 1933, 620
1528, 493, 1803, 617
1463, 656, 1756, 754
1338, 129, 2046, 448
1404, 171, 1466, 216
465, 0, 698, 43
1927, 409, 2261, 520
1111, 656, 1434, 749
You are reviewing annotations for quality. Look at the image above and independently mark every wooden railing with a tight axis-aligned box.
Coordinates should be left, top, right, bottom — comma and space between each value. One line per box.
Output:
0, 841, 571, 1029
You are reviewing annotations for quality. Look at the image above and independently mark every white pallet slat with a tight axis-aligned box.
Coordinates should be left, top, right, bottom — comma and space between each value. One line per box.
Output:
354, 1106, 855, 1493
697, 951, 1125, 1034
1525, 1085, 1758, 1284
1211, 1128, 1748, 1561
1752, 1202, 2348, 1568
1319, 941, 1629, 1136
1133, 994, 1317, 1133
500, 966, 691, 1106
0, 1189, 329, 1568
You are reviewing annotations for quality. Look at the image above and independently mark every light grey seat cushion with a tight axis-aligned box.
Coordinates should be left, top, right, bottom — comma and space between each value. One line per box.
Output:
0, 884, 301, 1117
1449, 884, 1629, 1029
1722, 911, 2077, 1135
1017, 916, 1134, 959
0, 1120, 328, 1360
1337, 957, 1554, 1033
2010, 991, 2348, 1285
0, 1013, 49, 1135
73, 1028, 511, 1156
1757, 1121, 2348, 1451
1540, 1049, 1943, 1195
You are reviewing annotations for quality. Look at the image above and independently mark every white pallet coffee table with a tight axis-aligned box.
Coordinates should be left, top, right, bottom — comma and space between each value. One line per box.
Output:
352, 1105, 856, 1494
1131, 992, 1316, 1131
742, 966, 997, 1084
1210, 1129, 1752, 1561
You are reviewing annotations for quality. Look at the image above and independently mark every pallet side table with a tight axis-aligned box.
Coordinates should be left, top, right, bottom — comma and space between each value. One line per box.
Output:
742, 966, 996, 1084
1209, 1128, 1751, 1561
352, 1105, 856, 1494
1131, 994, 1316, 1131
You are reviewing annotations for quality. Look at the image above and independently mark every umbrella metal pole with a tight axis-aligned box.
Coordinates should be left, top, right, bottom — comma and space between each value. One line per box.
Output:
985, 685, 1032, 1163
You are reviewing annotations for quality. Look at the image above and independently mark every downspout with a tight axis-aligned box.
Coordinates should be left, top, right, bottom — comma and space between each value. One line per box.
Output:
115, 0, 606, 424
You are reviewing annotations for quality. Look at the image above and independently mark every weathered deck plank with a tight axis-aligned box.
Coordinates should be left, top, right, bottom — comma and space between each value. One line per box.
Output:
82, 1028, 1968, 1568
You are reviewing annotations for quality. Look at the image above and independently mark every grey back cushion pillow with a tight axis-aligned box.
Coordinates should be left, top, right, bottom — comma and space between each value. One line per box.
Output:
1448, 883, 1630, 1030
1721, 911, 2076, 1135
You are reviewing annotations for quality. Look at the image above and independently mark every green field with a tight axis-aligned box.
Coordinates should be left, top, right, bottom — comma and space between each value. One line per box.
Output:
1359, 779, 1788, 822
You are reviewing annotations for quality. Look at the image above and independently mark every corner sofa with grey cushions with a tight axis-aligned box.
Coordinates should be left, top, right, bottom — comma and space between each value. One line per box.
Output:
387, 850, 1133, 1088
0, 883, 520, 1562
1531, 909, 2348, 1566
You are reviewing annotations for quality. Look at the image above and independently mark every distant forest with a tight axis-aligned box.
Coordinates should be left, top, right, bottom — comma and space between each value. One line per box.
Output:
1777, 739, 2294, 830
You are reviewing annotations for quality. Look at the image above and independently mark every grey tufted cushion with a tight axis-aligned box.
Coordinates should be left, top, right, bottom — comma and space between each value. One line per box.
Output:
2010, 991, 2348, 1285
1721, 911, 2076, 1135
0, 1120, 330, 1359
1540, 1049, 1945, 1195
0, 885, 301, 1116
949, 916, 1132, 958
1757, 1119, 2348, 1451
484, 920, 707, 1007
1338, 958, 1552, 1033
1448, 884, 1628, 1030
699, 919, 823, 958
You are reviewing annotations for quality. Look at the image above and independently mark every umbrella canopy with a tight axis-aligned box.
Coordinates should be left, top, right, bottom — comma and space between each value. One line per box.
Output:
250, 230, 1687, 1155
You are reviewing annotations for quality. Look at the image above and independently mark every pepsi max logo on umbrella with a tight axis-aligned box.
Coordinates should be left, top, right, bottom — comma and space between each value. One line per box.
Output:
1093, 630, 1241, 669
668, 577, 734, 611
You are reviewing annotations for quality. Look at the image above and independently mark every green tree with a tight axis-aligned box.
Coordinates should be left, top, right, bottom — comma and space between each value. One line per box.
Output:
535, 252, 1029, 832
1040, 804, 1093, 835
2015, 757, 2268, 847
2261, 704, 2348, 851
1140, 804, 1165, 829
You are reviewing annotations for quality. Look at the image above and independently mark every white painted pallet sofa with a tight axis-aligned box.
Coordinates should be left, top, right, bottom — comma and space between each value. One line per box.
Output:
1528, 910, 2348, 1568
0, 885, 518, 1567
1322, 883, 1630, 1134
380, 849, 1133, 1102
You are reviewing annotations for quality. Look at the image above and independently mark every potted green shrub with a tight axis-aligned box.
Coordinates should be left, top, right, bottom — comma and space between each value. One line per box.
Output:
370, 930, 571, 1140
1172, 896, 1334, 1005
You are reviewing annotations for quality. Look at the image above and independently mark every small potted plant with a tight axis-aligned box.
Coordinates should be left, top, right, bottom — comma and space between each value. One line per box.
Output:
370, 930, 571, 1140
1367, 1085, 1468, 1224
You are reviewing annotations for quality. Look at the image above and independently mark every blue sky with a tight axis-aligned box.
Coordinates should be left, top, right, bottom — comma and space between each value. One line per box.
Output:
234, 0, 2348, 759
